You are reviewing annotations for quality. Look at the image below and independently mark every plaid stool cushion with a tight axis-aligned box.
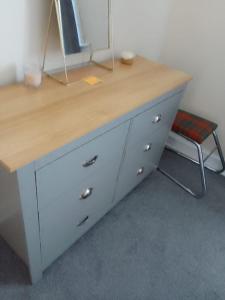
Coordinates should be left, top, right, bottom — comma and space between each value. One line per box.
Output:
172, 110, 218, 144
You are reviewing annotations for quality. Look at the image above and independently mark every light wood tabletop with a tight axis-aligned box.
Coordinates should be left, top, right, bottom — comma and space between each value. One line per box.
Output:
0, 57, 191, 172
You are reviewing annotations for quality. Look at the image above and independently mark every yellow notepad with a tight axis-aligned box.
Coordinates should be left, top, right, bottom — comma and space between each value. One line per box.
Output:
83, 76, 102, 86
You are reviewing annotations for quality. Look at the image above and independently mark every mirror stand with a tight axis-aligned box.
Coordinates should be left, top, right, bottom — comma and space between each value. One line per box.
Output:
42, 0, 114, 86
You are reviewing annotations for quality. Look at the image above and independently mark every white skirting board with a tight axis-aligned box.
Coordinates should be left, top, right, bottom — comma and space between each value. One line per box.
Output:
166, 132, 225, 177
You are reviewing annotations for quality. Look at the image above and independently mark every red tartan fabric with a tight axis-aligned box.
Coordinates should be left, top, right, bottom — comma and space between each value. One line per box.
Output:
172, 110, 218, 144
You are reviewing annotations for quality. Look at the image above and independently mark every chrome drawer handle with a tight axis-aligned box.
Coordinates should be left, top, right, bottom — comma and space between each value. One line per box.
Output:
152, 114, 162, 124
82, 155, 98, 168
137, 167, 144, 176
144, 144, 152, 152
77, 216, 89, 227
80, 188, 93, 200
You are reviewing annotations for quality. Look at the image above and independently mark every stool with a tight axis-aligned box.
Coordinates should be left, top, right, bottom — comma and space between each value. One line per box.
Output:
158, 110, 225, 198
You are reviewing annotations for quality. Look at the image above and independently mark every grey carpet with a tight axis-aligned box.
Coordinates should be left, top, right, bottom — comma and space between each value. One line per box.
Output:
1, 150, 225, 300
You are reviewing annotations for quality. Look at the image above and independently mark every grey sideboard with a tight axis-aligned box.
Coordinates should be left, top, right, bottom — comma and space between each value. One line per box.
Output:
0, 86, 186, 284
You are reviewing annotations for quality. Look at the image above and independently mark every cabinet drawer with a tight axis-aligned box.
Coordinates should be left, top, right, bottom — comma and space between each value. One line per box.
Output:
36, 122, 129, 210
129, 92, 182, 146
40, 169, 116, 269
115, 126, 169, 203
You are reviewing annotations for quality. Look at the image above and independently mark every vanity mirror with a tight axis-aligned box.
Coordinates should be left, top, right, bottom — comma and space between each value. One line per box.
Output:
42, 0, 114, 85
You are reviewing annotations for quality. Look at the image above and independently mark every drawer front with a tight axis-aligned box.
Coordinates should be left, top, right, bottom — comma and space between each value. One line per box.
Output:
40, 169, 116, 269
115, 126, 170, 203
36, 122, 129, 210
128, 92, 182, 147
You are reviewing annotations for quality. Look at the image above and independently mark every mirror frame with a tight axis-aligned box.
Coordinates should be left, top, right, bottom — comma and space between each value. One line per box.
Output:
42, 0, 114, 85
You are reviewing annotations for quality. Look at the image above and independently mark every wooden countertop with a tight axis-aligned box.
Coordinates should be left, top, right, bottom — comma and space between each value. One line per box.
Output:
0, 57, 191, 172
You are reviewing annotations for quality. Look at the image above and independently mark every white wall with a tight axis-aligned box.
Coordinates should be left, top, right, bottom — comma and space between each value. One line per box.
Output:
0, 1, 26, 85
113, 0, 171, 59
0, 0, 171, 85
0, 0, 51, 85
160, 0, 225, 155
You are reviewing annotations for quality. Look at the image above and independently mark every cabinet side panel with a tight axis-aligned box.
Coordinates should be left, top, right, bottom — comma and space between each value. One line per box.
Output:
0, 167, 28, 264
17, 163, 43, 284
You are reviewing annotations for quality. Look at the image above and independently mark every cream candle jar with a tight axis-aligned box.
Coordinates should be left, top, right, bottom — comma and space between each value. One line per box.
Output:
121, 51, 136, 65
24, 64, 42, 88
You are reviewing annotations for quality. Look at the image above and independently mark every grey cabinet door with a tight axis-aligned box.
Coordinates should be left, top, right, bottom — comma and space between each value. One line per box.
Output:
38, 122, 130, 269
115, 92, 183, 203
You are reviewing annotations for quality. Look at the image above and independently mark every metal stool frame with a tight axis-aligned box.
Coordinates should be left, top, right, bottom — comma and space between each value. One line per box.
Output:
158, 130, 225, 199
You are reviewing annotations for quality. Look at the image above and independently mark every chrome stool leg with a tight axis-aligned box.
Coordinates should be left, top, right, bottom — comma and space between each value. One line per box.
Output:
158, 139, 207, 199
213, 130, 225, 174
195, 142, 207, 198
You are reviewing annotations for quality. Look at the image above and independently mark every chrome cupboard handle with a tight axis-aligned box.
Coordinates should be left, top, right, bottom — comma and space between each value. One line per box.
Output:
82, 155, 98, 168
137, 167, 144, 176
80, 188, 93, 200
144, 144, 152, 152
77, 216, 89, 227
152, 114, 162, 124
